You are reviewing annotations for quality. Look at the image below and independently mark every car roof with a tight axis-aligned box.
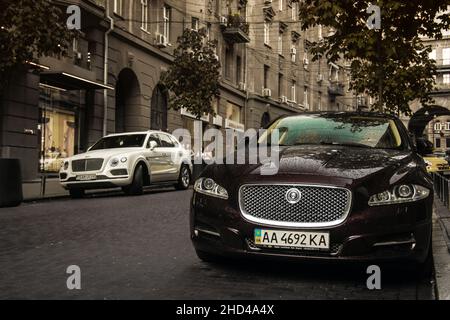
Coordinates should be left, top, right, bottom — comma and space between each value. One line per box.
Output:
105, 130, 172, 138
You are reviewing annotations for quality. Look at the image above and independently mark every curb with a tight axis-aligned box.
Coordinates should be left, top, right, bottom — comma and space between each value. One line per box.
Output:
432, 213, 450, 300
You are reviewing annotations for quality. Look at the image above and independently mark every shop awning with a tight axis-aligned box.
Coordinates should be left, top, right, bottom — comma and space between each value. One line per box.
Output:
40, 72, 114, 91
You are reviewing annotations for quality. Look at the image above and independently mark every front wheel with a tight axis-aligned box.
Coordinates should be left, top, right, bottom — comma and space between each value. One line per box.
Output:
123, 164, 144, 196
175, 164, 191, 190
415, 241, 434, 279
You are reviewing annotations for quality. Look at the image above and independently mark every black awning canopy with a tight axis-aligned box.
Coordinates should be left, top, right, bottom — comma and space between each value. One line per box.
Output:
408, 105, 450, 136
40, 72, 114, 91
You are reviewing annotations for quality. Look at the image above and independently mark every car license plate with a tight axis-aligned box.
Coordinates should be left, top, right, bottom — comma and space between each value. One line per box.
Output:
76, 175, 97, 181
254, 229, 330, 250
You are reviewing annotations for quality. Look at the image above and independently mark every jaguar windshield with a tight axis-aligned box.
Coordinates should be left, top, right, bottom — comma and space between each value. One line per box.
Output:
259, 115, 404, 150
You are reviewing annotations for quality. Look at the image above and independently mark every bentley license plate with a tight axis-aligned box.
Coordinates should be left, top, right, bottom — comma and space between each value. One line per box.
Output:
254, 229, 330, 250
76, 175, 97, 181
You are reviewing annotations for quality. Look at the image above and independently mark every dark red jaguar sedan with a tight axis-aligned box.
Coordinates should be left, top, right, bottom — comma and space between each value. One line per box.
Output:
190, 112, 433, 275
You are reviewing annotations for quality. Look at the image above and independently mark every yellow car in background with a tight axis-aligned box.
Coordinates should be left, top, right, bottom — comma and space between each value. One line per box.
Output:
423, 154, 450, 174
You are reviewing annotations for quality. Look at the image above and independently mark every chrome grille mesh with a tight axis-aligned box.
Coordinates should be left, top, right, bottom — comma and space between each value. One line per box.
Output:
71, 159, 104, 172
239, 185, 351, 226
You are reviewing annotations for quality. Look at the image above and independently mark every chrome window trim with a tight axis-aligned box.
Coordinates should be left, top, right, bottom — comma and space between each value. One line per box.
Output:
238, 183, 353, 229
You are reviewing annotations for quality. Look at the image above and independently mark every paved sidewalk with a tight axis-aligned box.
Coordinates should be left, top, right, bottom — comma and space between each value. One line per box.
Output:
433, 198, 450, 300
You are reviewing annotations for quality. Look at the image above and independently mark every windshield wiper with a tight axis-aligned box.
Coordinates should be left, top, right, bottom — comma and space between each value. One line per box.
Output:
319, 141, 373, 149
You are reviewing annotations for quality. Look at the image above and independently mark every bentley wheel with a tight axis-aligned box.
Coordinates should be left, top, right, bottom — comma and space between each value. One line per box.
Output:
123, 164, 144, 196
175, 164, 191, 190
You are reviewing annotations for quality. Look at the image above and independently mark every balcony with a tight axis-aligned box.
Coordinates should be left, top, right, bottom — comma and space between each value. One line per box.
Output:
222, 14, 250, 44
328, 81, 345, 96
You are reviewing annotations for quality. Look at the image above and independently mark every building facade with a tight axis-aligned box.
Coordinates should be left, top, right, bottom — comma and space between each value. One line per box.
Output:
0, 0, 357, 190
408, 26, 450, 151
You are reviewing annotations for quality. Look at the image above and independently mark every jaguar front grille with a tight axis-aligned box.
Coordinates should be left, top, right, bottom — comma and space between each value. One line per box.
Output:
239, 184, 352, 228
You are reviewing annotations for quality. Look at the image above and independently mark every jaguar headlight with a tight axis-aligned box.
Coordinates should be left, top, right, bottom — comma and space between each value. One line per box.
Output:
194, 178, 228, 200
368, 184, 430, 206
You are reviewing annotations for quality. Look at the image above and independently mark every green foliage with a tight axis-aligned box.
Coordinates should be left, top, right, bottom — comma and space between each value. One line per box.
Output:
161, 28, 221, 119
0, 0, 73, 91
298, 0, 450, 115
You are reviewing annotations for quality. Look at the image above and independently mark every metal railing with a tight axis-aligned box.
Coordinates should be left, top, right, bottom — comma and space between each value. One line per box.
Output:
432, 172, 450, 208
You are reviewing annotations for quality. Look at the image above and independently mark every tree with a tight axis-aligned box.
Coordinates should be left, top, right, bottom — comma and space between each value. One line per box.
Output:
161, 28, 221, 119
0, 0, 73, 92
298, 0, 450, 115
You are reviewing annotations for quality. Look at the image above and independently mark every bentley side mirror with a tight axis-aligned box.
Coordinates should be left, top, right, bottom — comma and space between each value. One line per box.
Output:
149, 141, 158, 151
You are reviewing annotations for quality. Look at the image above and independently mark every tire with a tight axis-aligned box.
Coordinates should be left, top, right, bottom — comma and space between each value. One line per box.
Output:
415, 241, 434, 279
195, 250, 222, 263
175, 164, 191, 190
123, 164, 144, 196
69, 188, 85, 199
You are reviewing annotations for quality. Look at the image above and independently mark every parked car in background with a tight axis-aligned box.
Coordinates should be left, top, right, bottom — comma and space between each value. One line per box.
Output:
191, 112, 434, 276
60, 131, 192, 198
415, 137, 450, 174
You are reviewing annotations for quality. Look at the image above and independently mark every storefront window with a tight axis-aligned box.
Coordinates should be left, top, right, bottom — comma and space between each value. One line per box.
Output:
226, 102, 241, 123
39, 87, 80, 173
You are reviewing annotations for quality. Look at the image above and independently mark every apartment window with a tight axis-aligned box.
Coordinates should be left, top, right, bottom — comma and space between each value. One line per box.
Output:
192, 17, 199, 31
264, 22, 270, 45
429, 49, 437, 61
292, 2, 298, 21
279, 0, 283, 11
303, 87, 309, 108
226, 102, 241, 124
291, 44, 297, 63
444, 73, 450, 84
435, 122, 442, 131
206, 23, 211, 40
114, 0, 122, 15
278, 32, 283, 55
436, 138, 441, 148
264, 65, 269, 89
318, 25, 323, 40
291, 81, 296, 102
443, 48, 450, 65
163, 6, 171, 42
141, 0, 149, 31
236, 56, 242, 84
225, 47, 233, 80
278, 74, 283, 98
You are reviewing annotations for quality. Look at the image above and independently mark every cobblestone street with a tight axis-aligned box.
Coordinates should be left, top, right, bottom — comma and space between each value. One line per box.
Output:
0, 189, 435, 300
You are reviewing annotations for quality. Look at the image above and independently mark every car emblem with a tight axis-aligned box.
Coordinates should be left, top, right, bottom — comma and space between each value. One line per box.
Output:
286, 188, 302, 204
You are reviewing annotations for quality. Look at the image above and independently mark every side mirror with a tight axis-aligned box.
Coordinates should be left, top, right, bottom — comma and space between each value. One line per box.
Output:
149, 141, 158, 151
409, 134, 417, 152
415, 138, 433, 157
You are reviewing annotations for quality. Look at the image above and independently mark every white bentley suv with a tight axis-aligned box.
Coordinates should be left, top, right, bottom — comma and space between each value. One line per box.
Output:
59, 131, 193, 198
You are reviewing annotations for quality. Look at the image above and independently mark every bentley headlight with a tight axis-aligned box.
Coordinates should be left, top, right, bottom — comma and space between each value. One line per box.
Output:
61, 161, 69, 170
368, 184, 430, 206
110, 158, 120, 167
194, 178, 228, 200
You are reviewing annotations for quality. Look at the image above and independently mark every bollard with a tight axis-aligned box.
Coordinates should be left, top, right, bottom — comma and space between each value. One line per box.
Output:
0, 159, 23, 208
